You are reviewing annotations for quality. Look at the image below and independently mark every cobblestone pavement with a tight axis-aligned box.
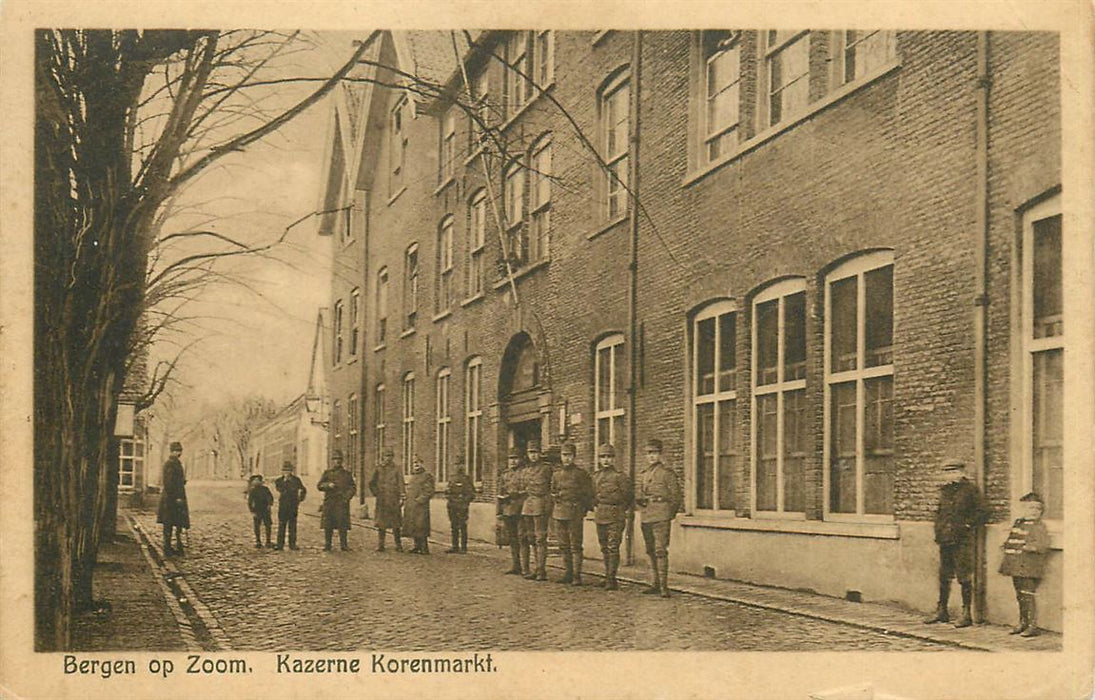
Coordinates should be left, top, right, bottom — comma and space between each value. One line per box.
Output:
135, 480, 952, 652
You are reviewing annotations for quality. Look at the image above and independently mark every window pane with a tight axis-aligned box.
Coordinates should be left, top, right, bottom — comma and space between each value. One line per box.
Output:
864, 376, 894, 515
769, 35, 809, 125
831, 276, 858, 372
614, 342, 627, 406
865, 265, 893, 367
1033, 349, 1064, 519
717, 399, 736, 511
1033, 214, 1063, 339
756, 299, 778, 385
756, 394, 778, 511
696, 403, 715, 509
829, 381, 857, 513
697, 316, 716, 395
597, 345, 612, 412
783, 388, 807, 512
784, 291, 806, 381
718, 311, 736, 392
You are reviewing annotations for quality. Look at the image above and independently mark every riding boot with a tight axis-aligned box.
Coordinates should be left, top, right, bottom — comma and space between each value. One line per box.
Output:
658, 556, 671, 598
460, 528, 468, 553
324, 529, 333, 551
422, 538, 430, 554
1020, 594, 1041, 637
393, 528, 403, 552
559, 551, 574, 583
447, 526, 460, 553
571, 551, 583, 586
505, 542, 522, 574
377, 530, 386, 552
175, 530, 184, 554
924, 580, 951, 623
162, 525, 174, 556
1010, 594, 1028, 634
953, 581, 973, 628
535, 542, 548, 580
339, 530, 350, 551
605, 553, 619, 590
642, 555, 660, 594
521, 542, 533, 578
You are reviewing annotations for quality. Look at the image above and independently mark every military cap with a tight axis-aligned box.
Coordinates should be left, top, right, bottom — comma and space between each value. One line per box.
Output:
645, 438, 664, 452
169, 441, 183, 451
597, 443, 616, 457
941, 458, 966, 471
526, 440, 541, 452
508, 446, 522, 458
281, 460, 294, 471
331, 448, 344, 459
560, 442, 577, 456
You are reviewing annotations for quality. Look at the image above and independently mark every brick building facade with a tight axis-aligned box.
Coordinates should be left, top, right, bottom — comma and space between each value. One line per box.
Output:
318, 30, 1067, 629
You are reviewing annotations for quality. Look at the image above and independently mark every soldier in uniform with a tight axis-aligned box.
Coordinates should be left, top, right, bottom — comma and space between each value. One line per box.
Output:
923, 458, 990, 627
636, 438, 681, 598
592, 443, 633, 590
317, 449, 356, 552
445, 454, 476, 553
157, 441, 190, 556
550, 443, 593, 585
274, 460, 307, 550
496, 446, 526, 574
369, 447, 405, 552
520, 440, 553, 581
404, 456, 435, 554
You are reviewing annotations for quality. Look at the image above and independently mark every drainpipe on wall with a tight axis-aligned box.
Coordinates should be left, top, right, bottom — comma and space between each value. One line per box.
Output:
625, 30, 643, 566
972, 31, 991, 623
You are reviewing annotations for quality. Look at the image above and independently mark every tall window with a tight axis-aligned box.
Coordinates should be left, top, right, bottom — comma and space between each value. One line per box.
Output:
439, 107, 456, 184
389, 96, 407, 196
374, 383, 387, 458
437, 217, 454, 312
470, 70, 490, 150
401, 373, 416, 474
404, 243, 419, 330
1021, 196, 1064, 521
534, 31, 554, 86
435, 369, 452, 482
467, 189, 487, 296
465, 358, 483, 483
702, 31, 741, 161
529, 134, 552, 263
825, 251, 894, 517
376, 267, 389, 344
752, 280, 807, 514
595, 335, 626, 455
692, 302, 738, 512
349, 288, 360, 356
119, 437, 144, 490
503, 31, 553, 119
837, 30, 896, 84
763, 30, 810, 127
333, 299, 344, 364
601, 71, 630, 220
347, 393, 358, 472
503, 161, 526, 264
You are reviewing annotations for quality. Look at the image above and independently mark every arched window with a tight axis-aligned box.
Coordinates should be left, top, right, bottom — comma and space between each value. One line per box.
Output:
528, 133, 552, 263
465, 357, 484, 483
691, 300, 738, 512
467, 189, 487, 298
374, 383, 386, 459
435, 368, 452, 482
437, 217, 454, 313
401, 372, 416, 474
594, 334, 626, 456
404, 243, 419, 330
599, 68, 630, 220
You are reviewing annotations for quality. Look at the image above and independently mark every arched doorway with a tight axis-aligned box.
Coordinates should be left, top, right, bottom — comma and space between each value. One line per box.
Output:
498, 332, 551, 457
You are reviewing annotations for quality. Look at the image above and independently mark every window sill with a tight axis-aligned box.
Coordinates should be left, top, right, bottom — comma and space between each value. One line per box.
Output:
500, 84, 555, 132
432, 309, 453, 323
373, 343, 386, 353
682, 60, 902, 189
592, 30, 613, 46
434, 178, 455, 197
679, 514, 901, 540
400, 328, 416, 339
491, 258, 550, 290
586, 214, 629, 241
460, 293, 485, 308
388, 187, 407, 206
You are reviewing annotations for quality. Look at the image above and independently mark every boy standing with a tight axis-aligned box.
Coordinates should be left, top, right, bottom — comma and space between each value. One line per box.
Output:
999, 492, 1050, 637
274, 460, 307, 550
247, 474, 274, 548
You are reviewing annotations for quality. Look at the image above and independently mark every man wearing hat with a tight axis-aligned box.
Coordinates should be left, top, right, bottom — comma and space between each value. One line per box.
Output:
924, 457, 990, 627
404, 456, 435, 554
445, 454, 477, 553
550, 443, 594, 584
157, 441, 190, 556
496, 446, 526, 574
274, 460, 307, 550
519, 439, 553, 581
636, 438, 681, 598
592, 443, 633, 590
317, 449, 356, 551
369, 447, 405, 552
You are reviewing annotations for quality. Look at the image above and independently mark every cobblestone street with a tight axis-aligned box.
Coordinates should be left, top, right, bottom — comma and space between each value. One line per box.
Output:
133, 481, 953, 652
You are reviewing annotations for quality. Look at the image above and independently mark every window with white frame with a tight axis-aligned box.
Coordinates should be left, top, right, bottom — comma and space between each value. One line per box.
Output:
763, 30, 810, 128
1020, 196, 1064, 521
119, 437, 144, 489
435, 368, 451, 483
401, 373, 416, 474
348, 393, 358, 471
349, 288, 360, 356
404, 243, 419, 330
825, 251, 894, 517
389, 96, 407, 196
503, 161, 526, 264
534, 30, 554, 87
701, 31, 741, 162
594, 335, 626, 455
439, 107, 456, 184
504, 32, 531, 118
333, 299, 344, 364
377, 267, 390, 344
437, 217, 454, 313
465, 357, 483, 483
529, 134, 552, 263
692, 302, 738, 512
375, 383, 386, 458
467, 189, 487, 297
601, 71, 630, 220
836, 30, 896, 85
752, 280, 807, 514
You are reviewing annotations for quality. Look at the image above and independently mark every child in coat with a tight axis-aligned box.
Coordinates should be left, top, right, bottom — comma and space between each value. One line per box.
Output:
247, 474, 274, 548
998, 492, 1050, 637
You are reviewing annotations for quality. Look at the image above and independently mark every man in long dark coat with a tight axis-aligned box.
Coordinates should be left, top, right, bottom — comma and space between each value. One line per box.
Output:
157, 441, 190, 556
317, 449, 356, 551
404, 457, 434, 554
550, 443, 593, 584
369, 447, 405, 552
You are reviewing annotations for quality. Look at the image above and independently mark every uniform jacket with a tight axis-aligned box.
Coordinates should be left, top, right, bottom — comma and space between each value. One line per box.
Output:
497, 466, 525, 517
403, 470, 435, 538
998, 517, 1051, 579
593, 467, 634, 524
369, 462, 405, 529
551, 465, 594, 520
274, 474, 307, 518
445, 472, 476, 509
248, 484, 273, 514
638, 461, 681, 524
317, 467, 356, 530
520, 461, 553, 516
156, 456, 190, 528
933, 478, 989, 544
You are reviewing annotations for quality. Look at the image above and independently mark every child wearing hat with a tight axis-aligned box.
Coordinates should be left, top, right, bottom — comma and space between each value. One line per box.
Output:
247, 474, 274, 549
999, 492, 1050, 637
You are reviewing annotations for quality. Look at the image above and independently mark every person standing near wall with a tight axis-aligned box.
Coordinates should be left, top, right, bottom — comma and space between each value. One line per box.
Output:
636, 438, 681, 598
404, 456, 435, 554
496, 447, 526, 574
550, 443, 593, 585
445, 454, 476, 553
157, 441, 190, 556
317, 449, 356, 552
369, 447, 405, 552
592, 443, 632, 590
520, 440, 552, 581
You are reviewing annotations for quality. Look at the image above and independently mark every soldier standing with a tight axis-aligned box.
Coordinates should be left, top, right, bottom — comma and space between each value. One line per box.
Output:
496, 447, 526, 574
923, 458, 990, 627
636, 438, 681, 598
404, 456, 435, 554
520, 440, 552, 581
550, 443, 593, 585
369, 447, 405, 552
157, 441, 190, 556
274, 460, 307, 550
592, 443, 633, 590
445, 455, 476, 553
317, 449, 356, 552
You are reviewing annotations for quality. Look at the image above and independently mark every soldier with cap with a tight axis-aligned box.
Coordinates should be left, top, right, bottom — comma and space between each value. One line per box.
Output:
445, 454, 476, 553
592, 443, 633, 590
274, 460, 307, 550
404, 456, 435, 554
369, 447, 405, 552
636, 438, 682, 598
496, 446, 526, 574
924, 457, 990, 627
157, 441, 190, 556
317, 449, 356, 551
550, 443, 594, 585
519, 439, 553, 581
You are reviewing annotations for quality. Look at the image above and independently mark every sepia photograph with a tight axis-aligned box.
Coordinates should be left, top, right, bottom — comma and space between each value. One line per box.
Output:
2, 2, 1093, 699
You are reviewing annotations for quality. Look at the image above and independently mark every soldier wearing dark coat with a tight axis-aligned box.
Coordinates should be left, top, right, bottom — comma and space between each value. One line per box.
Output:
637, 438, 682, 598
550, 443, 593, 585
519, 440, 553, 581
923, 458, 990, 628
404, 457, 435, 554
157, 441, 190, 556
999, 492, 1050, 637
496, 447, 526, 574
592, 443, 633, 590
317, 449, 356, 551
369, 447, 405, 552
445, 455, 476, 553
247, 474, 274, 548
274, 460, 307, 550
